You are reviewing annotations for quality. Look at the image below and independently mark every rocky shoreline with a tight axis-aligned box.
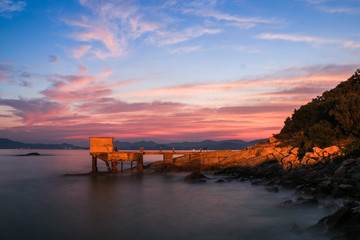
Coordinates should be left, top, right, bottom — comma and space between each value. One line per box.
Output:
154, 137, 359, 240
211, 156, 360, 239
178, 150, 360, 240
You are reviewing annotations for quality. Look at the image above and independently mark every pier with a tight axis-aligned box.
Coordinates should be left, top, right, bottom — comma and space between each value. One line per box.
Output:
89, 137, 219, 173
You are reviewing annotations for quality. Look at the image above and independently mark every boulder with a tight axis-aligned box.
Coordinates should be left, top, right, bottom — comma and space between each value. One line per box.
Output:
314, 206, 360, 233
306, 158, 319, 166
318, 180, 332, 194
290, 148, 299, 155
260, 147, 276, 156
341, 159, 356, 166
268, 137, 277, 144
339, 184, 354, 192
266, 185, 279, 192
184, 171, 207, 183
277, 200, 295, 208
313, 147, 324, 157
334, 166, 347, 178
305, 152, 319, 159
324, 146, 340, 155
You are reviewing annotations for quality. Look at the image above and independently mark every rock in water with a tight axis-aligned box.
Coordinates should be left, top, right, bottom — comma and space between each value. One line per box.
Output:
16, 152, 40, 156
184, 170, 207, 183
312, 205, 360, 239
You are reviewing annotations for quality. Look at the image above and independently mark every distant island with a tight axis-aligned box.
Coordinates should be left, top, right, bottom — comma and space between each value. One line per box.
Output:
0, 138, 266, 150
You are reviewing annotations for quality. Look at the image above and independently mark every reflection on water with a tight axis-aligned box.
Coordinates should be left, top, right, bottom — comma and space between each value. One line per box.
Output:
0, 150, 332, 240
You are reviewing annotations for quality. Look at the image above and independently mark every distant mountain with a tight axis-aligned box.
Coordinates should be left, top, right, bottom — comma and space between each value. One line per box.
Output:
0, 138, 267, 150
0, 138, 87, 150
114, 139, 267, 150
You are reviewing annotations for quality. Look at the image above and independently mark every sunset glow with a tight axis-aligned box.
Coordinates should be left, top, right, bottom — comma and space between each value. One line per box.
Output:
0, 0, 359, 146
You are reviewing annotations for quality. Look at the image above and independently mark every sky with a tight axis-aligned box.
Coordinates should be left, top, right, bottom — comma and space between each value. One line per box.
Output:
0, 0, 359, 146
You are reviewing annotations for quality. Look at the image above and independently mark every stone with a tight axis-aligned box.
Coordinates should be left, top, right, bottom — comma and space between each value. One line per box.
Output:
314, 206, 360, 232
290, 148, 299, 155
268, 137, 277, 144
277, 200, 295, 208
339, 184, 354, 192
341, 159, 356, 166
296, 196, 318, 206
334, 166, 347, 178
266, 185, 279, 193
184, 171, 207, 183
318, 180, 332, 194
324, 146, 340, 155
215, 179, 225, 183
313, 147, 323, 156
305, 152, 318, 159
260, 147, 276, 156
306, 158, 319, 166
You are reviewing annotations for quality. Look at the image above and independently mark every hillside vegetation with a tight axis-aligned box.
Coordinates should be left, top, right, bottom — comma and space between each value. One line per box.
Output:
275, 69, 360, 156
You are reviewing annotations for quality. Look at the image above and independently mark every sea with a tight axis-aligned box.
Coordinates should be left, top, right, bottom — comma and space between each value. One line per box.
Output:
0, 149, 337, 240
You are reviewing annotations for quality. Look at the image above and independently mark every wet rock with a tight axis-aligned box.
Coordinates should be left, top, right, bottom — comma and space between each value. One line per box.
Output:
314, 206, 360, 232
215, 179, 225, 183
296, 196, 318, 206
303, 187, 317, 195
184, 171, 207, 183
339, 184, 354, 192
266, 185, 279, 193
251, 179, 264, 185
342, 159, 356, 167
334, 166, 347, 178
277, 200, 295, 208
318, 180, 332, 194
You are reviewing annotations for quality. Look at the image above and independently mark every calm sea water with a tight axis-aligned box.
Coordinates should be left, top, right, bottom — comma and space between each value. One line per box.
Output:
0, 149, 335, 240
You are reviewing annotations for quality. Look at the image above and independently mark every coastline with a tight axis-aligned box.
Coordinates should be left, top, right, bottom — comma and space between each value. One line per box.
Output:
142, 144, 360, 240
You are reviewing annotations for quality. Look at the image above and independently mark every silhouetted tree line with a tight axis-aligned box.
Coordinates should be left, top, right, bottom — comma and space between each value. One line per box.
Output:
275, 69, 360, 157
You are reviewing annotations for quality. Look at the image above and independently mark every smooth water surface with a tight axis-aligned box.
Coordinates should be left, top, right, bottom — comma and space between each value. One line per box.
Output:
0, 150, 333, 240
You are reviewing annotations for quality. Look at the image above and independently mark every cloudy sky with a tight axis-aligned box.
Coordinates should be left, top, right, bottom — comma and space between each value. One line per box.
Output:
0, 0, 359, 146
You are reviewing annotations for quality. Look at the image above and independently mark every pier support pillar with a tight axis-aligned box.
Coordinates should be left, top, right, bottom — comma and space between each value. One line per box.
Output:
111, 161, 118, 173
137, 149, 144, 173
121, 160, 124, 172
164, 153, 174, 164
92, 155, 98, 173
136, 155, 143, 172
105, 161, 111, 173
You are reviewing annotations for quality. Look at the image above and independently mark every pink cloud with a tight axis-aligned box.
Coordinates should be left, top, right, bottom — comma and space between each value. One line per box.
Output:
66, 19, 126, 59
1, 64, 358, 144
72, 45, 91, 59
0, 98, 69, 126
258, 33, 333, 44
150, 27, 221, 46
41, 69, 141, 104
123, 66, 352, 108
78, 64, 88, 74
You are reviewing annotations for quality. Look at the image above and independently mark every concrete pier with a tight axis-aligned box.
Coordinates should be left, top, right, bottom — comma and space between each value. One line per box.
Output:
89, 137, 233, 173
